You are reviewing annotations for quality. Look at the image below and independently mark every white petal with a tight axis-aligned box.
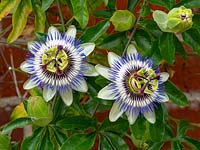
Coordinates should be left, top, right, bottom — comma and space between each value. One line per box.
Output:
43, 85, 56, 102
159, 72, 169, 84
97, 84, 115, 100
162, 93, 169, 102
72, 79, 88, 92
81, 43, 95, 56
127, 44, 137, 56
60, 89, 73, 106
23, 79, 37, 90
143, 110, 156, 124
127, 110, 139, 125
20, 61, 30, 73
108, 52, 120, 67
83, 63, 99, 76
109, 102, 124, 122
66, 25, 76, 38
95, 64, 110, 80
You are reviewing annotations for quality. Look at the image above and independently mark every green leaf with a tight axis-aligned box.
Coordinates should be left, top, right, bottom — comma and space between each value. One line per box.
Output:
171, 140, 184, 150
99, 134, 113, 150
146, 0, 175, 9
87, 0, 103, 12
100, 118, 129, 134
60, 133, 96, 150
93, 10, 112, 18
70, 0, 89, 28
107, 0, 116, 12
0, 133, 10, 150
130, 117, 148, 148
40, 128, 54, 150
150, 41, 163, 67
100, 132, 129, 150
148, 142, 164, 150
165, 81, 189, 107
41, 0, 54, 12
149, 104, 165, 142
182, 29, 200, 54
32, 0, 46, 33
56, 116, 96, 130
2, 117, 32, 134
181, 136, 200, 150
7, 0, 32, 43
176, 0, 200, 8
0, 0, 21, 21
127, 0, 140, 11
97, 32, 127, 52
134, 29, 152, 56
192, 14, 200, 30
80, 20, 110, 42
173, 34, 187, 59
21, 128, 44, 150
177, 120, 191, 136
50, 126, 67, 146
159, 32, 175, 64
141, 18, 164, 38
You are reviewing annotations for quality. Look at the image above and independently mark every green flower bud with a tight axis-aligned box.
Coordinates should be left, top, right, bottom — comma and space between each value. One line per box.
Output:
110, 10, 135, 32
27, 96, 53, 127
153, 6, 193, 33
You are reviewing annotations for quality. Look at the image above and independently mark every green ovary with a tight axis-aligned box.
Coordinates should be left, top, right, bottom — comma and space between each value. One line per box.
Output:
128, 68, 158, 95
42, 47, 68, 73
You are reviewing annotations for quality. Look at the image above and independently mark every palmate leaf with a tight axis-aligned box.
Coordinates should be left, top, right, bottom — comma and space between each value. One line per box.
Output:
175, 0, 200, 8
7, 0, 32, 43
70, 0, 89, 28
60, 133, 96, 150
0, 0, 21, 21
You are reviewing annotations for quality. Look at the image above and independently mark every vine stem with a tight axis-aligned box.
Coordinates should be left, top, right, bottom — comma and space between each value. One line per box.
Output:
170, 116, 200, 128
123, 0, 146, 55
56, 0, 65, 32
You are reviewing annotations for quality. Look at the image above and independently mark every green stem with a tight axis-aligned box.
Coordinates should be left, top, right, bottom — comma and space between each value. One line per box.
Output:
56, 0, 65, 32
123, 0, 146, 55
170, 116, 200, 128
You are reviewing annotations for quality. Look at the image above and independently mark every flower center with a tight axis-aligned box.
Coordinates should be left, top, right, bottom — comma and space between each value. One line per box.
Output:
41, 45, 68, 75
128, 68, 159, 95
180, 13, 189, 21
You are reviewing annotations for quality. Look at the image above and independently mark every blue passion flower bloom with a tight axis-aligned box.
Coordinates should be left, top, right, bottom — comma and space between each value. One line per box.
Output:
95, 44, 169, 124
20, 26, 98, 105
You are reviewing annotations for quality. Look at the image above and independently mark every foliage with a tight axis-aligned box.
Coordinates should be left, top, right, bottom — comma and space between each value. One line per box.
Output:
0, 0, 200, 149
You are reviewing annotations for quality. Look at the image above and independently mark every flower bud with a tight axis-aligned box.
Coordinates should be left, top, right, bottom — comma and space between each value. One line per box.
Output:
27, 96, 53, 127
110, 10, 135, 32
153, 6, 193, 33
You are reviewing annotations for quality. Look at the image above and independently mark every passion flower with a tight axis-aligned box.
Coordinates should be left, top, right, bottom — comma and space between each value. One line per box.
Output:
95, 44, 169, 124
20, 26, 98, 105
